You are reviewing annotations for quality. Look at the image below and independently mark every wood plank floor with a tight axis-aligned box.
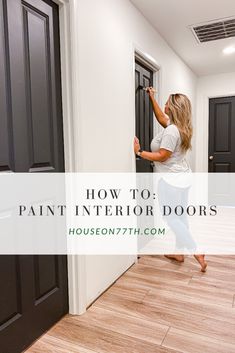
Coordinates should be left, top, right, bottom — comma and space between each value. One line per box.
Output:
25, 256, 235, 353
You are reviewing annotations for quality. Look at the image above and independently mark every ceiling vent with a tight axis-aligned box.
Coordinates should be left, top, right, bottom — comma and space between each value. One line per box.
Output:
191, 17, 235, 43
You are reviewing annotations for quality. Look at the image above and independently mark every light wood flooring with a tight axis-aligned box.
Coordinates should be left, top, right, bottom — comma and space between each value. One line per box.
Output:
26, 255, 235, 353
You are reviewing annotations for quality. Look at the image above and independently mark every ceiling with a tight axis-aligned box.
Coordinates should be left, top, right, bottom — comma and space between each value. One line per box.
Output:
131, 0, 235, 76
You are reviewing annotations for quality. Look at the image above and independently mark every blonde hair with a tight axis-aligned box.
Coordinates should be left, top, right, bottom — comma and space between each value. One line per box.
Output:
167, 93, 193, 152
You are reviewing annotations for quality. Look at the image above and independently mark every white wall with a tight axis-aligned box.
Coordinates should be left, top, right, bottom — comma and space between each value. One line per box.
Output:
72, 0, 197, 307
75, 0, 197, 172
195, 72, 235, 172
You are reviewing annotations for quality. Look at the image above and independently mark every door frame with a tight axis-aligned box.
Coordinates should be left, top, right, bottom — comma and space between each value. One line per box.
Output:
196, 93, 235, 172
133, 47, 162, 144
52, 0, 87, 315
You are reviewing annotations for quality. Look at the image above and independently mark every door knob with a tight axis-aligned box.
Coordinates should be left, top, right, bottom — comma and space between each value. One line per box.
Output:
209, 155, 214, 160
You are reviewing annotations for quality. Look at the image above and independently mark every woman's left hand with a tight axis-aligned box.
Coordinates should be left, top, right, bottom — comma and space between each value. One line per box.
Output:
134, 136, 140, 154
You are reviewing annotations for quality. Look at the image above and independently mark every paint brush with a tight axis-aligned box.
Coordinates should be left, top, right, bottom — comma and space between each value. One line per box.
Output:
135, 85, 156, 93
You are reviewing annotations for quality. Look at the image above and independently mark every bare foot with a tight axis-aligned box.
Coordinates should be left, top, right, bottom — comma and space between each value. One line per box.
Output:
164, 255, 185, 262
194, 255, 207, 272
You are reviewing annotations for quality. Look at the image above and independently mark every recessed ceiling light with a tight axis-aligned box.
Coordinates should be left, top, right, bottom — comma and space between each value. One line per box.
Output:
223, 46, 235, 55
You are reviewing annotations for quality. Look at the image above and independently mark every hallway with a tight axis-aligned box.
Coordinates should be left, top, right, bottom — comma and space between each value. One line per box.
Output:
26, 255, 235, 353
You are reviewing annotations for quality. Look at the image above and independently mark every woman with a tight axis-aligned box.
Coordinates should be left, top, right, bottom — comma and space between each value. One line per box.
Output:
134, 87, 207, 272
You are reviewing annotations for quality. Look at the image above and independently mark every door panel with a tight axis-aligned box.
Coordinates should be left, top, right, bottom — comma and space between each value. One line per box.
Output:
135, 60, 153, 173
23, 2, 55, 172
5, 0, 29, 172
34, 255, 59, 303
0, 0, 68, 352
209, 97, 235, 172
22, 0, 64, 172
0, 0, 15, 172
0, 256, 22, 328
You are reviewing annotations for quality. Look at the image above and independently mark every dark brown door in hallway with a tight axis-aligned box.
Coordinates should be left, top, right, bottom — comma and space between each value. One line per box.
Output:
135, 60, 154, 173
209, 96, 235, 172
0, 0, 68, 352
135, 59, 154, 251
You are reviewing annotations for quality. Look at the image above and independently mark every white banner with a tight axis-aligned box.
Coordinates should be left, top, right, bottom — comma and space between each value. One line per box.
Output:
0, 172, 235, 254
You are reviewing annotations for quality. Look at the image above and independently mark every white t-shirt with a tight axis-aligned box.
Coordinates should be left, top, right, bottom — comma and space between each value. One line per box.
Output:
150, 124, 191, 174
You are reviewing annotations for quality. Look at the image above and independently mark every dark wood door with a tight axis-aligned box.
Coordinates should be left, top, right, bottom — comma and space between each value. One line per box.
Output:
209, 96, 235, 172
135, 60, 154, 251
135, 60, 154, 173
0, 0, 68, 352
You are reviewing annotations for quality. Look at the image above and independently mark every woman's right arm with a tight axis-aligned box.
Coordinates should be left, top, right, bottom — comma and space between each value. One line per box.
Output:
147, 87, 169, 128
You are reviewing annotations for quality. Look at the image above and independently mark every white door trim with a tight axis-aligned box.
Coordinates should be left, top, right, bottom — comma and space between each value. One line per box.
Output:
54, 0, 87, 315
